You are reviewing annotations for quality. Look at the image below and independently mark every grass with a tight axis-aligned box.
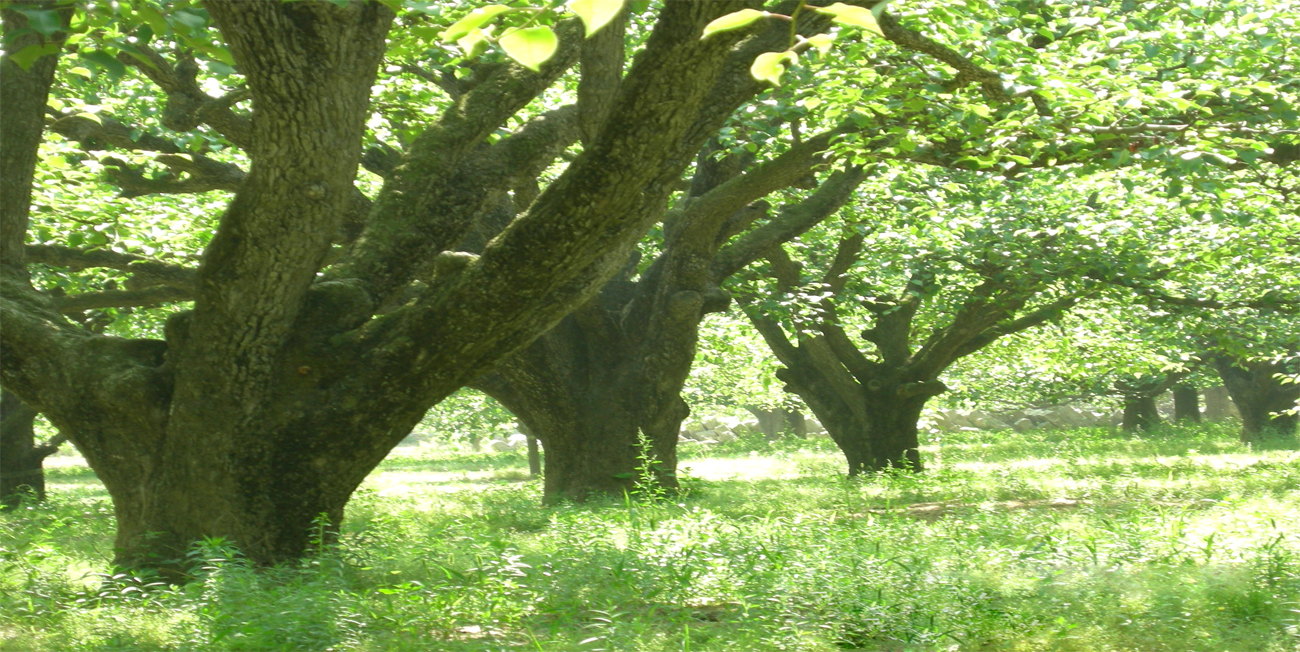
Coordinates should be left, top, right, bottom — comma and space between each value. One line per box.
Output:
3, 422, 1299, 651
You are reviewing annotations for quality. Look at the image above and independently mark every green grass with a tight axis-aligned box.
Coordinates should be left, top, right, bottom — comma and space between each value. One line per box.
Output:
3, 422, 1300, 651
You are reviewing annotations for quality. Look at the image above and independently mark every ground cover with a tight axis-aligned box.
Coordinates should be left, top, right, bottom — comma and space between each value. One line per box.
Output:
2, 423, 1298, 651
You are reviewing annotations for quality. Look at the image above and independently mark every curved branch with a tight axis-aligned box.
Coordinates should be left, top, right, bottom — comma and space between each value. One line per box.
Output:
713, 166, 868, 280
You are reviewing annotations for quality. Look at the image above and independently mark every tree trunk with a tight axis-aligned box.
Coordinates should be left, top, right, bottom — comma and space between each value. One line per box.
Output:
1173, 384, 1201, 423
744, 405, 806, 439
1202, 386, 1235, 422
473, 312, 691, 502
516, 421, 541, 477
1, 390, 60, 506
785, 408, 807, 438
1121, 394, 1161, 432
1213, 356, 1300, 442
526, 434, 541, 477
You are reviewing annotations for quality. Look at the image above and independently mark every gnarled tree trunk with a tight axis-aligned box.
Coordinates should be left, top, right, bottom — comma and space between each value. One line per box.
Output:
1212, 355, 1300, 441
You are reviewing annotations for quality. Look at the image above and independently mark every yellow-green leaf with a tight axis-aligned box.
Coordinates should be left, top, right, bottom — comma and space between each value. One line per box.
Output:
442, 5, 513, 42
805, 33, 834, 52
816, 2, 884, 36
750, 50, 795, 86
500, 26, 558, 72
701, 9, 768, 39
68, 66, 93, 78
457, 28, 492, 58
570, 0, 624, 36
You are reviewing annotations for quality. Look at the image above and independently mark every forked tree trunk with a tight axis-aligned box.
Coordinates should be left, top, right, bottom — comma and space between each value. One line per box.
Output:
1213, 356, 1300, 442
1122, 394, 1161, 432
1173, 384, 1201, 422
814, 391, 928, 475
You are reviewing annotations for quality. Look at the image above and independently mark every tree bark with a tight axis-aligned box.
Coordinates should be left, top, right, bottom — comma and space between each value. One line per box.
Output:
1173, 384, 1201, 422
1212, 355, 1300, 442
473, 316, 689, 501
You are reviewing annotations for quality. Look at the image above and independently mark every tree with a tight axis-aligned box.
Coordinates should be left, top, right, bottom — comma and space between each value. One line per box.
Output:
2, 0, 839, 570
735, 169, 1154, 473
471, 149, 866, 501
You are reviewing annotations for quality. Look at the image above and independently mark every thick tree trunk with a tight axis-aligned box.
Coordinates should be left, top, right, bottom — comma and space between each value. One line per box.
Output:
1121, 394, 1161, 432
1, 391, 60, 506
1173, 384, 1201, 422
471, 299, 695, 502
1213, 356, 1300, 442
479, 358, 688, 501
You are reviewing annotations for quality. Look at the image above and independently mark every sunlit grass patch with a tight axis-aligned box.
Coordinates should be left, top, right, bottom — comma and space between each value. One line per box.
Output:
3, 423, 1298, 651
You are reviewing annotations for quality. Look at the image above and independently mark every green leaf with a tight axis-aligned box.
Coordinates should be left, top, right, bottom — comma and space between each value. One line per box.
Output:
13, 7, 62, 37
137, 4, 169, 37
499, 26, 558, 72
750, 50, 796, 86
7, 43, 59, 71
570, 0, 624, 36
442, 5, 513, 42
81, 50, 126, 80
701, 9, 768, 39
815, 2, 884, 36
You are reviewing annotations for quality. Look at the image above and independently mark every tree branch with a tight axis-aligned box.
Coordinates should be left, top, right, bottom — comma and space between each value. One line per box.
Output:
712, 166, 867, 280
103, 153, 246, 198
25, 244, 197, 290
52, 286, 193, 313
116, 42, 252, 148
953, 293, 1083, 359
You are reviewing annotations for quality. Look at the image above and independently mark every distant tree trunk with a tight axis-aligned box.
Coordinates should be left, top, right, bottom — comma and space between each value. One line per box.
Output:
516, 422, 541, 477
1173, 384, 1201, 422
1202, 386, 1235, 422
1121, 394, 1161, 432
1116, 374, 1183, 433
744, 405, 807, 439
740, 230, 1084, 477
1, 391, 62, 506
1212, 355, 1300, 442
526, 435, 541, 477
785, 408, 807, 438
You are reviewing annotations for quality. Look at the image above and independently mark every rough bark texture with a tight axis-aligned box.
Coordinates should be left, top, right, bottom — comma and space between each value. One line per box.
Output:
1212, 355, 1300, 441
1173, 384, 1201, 423
0, 3, 63, 275
0, 3, 68, 506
